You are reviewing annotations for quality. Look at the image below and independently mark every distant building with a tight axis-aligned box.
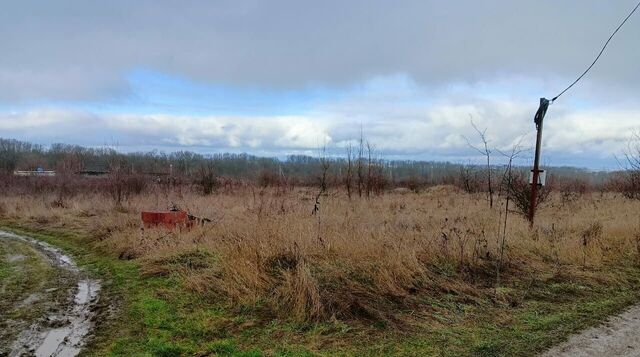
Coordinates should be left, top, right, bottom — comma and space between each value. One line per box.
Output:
14, 167, 56, 177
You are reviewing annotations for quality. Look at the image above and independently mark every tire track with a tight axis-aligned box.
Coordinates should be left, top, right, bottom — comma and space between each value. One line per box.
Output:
0, 231, 100, 357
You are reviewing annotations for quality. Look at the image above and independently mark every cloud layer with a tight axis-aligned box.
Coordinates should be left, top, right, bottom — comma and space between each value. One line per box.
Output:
1, 1, 640, 101
2, 75, 638, 169
1, 2, 639, 168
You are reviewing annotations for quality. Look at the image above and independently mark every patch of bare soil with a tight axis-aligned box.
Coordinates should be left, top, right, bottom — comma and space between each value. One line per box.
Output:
0, 231, 101, 357
542, 304, 640, 357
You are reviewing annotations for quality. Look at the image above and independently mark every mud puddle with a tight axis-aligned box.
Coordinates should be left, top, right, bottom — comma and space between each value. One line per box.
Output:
0, 231, 101, 357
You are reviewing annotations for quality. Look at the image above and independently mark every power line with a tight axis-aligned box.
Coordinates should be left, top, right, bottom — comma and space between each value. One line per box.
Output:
552, 0, 640, 102
529, 2, 640, 226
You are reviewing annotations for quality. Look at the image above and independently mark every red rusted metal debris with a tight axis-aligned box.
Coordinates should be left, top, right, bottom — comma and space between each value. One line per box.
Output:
141, 210, 194, 229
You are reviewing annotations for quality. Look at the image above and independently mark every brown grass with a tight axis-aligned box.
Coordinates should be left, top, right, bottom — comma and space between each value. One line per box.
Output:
2, 185, 640, 324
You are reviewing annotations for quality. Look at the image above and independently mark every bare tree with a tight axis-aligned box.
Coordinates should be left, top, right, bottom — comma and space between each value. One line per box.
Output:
197, 161, 218, 195
312, 157, 329, 215
356, 129, 365, 198
458, 163, 480, 194
312, 148, 330, 246
107, 154, 127, 205
619, 131, 640, 199
106, 154, 146, 205
366, 141, 373, 198
464, 118, 494, 208
345, 143, 354, 199
495, 136, 526, 289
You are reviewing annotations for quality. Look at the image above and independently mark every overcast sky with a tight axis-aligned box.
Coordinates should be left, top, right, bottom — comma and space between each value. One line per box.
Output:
1, 0, 639, 169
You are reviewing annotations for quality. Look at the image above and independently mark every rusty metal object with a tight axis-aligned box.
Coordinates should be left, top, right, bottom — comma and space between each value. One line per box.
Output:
141, 210, 193, 229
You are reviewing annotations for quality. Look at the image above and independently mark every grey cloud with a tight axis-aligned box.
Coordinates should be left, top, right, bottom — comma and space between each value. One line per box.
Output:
1, 1, 639, 101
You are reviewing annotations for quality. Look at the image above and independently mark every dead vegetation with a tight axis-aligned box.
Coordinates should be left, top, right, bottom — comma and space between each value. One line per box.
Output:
2, 182, 640, 327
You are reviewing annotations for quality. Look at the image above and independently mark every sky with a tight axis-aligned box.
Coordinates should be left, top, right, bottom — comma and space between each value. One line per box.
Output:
1, 1, 639, 169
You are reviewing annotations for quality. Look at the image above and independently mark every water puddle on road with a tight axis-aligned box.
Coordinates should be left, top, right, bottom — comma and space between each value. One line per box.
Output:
0, 231, 101, 357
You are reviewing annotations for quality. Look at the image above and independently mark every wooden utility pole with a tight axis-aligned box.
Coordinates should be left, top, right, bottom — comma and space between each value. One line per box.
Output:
528, 98, 550, 226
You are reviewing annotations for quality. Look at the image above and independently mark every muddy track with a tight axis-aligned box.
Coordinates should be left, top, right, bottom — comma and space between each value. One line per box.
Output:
0, 231, 100, 357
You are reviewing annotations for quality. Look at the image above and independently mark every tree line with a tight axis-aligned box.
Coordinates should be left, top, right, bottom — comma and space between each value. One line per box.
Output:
0, 137, 615, 191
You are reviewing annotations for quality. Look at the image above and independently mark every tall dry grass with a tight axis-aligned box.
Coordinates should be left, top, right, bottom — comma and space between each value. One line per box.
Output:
2, 185, 640, 323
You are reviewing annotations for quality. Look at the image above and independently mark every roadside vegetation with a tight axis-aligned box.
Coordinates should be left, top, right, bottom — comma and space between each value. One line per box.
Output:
3, 185, 640, 355
2, 136, 640, 355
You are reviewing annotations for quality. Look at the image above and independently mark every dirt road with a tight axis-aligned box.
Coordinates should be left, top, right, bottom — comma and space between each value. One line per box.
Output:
0, 230, 100, 357
542, 304, 640, 357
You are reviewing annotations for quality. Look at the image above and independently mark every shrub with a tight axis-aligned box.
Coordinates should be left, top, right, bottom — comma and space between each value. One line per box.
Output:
457, 165, 482, 193
196, 162, 218, 195
506, 172, 551, 216
106, 171, 148, 204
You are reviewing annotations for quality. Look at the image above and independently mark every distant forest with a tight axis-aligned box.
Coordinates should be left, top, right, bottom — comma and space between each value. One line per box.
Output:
0, 137, 612, 186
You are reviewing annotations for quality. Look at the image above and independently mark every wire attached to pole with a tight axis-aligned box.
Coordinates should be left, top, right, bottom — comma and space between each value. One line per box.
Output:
529, 2, 639, 226
551, 0, 640, 103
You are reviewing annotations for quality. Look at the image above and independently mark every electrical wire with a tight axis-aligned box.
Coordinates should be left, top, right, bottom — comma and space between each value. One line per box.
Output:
551, 0, 640, 102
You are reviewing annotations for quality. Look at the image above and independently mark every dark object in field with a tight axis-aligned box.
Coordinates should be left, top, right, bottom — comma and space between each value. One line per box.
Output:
187, 213, 211, 225
172, 203, 212, 225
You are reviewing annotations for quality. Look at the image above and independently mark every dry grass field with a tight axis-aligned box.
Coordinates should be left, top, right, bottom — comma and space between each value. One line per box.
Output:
2, 182, 640, 355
